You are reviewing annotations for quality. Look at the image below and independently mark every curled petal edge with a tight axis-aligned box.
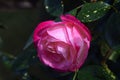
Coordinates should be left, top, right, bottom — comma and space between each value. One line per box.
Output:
33, 21, 55, 46
61, 14, 92, 41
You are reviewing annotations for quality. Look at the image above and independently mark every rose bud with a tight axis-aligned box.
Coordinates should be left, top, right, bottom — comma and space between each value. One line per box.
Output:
33, 14, 92, 72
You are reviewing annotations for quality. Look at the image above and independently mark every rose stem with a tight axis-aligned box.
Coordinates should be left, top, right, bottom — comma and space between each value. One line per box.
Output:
73, 69, 79, 80
101, 48, 113, 65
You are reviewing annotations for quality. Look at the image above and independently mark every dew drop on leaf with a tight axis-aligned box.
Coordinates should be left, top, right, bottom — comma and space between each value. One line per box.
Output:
93, 10, 97, 13
86, 15, 90, 17
45, 6, 49, 9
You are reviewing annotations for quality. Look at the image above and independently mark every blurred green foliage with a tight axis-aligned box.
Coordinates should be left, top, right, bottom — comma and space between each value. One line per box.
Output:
78, 65, 116, 80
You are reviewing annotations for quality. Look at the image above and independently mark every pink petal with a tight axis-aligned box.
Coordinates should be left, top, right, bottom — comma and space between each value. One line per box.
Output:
33, 21, 55, 46
61, 14, 92, 41
76, 40, 89, 70
47, 23, 68, 43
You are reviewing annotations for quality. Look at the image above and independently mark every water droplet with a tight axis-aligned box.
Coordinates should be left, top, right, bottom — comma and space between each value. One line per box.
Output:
100, 1, 104, 4
103, 9, 106, 11
88, 19, 92, 22
62, 4, 64, 7
61, 1, 63, 3
32, 56, 35, 59
93, 10, 97, 13
24, 73, 28, 76
86, 15, 90, 17
81, 19, 84, 22
105, 5, 110, 9
45, 6, 49, 9
61, 1, 64, 7
22, 73, 28, 79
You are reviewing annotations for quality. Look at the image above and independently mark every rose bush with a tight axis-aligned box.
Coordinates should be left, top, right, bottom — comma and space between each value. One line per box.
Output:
33, 14, 91, 72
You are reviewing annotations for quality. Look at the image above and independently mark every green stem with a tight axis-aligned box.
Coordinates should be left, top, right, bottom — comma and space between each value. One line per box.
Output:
110, 5, 119, 13
73, 70, 79, 80
113, 0, 118, 5
101, 48, 112, 65
82, 0, 87, 3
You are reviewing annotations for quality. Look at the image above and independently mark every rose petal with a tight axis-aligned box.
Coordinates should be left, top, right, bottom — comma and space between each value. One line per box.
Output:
47, 23, 68, 43
61, 14, 92, 41
33, 21, 55, 46
33, 14, 92, 72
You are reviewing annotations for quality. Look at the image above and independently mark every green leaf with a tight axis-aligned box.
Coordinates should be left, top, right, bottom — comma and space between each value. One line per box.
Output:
69, 7, 78, 16
78, 65, 116, 80
100, 40, 120, 62
109, 49, 120, 62
104, 12, 120, 50
44, 0, 64, 16
12, 49, 38, 71
114, 0, 120, 4
23, 34, 33, 50
77, 1, 110, 22
0, 51, 15, 68
100, 41, 110, 57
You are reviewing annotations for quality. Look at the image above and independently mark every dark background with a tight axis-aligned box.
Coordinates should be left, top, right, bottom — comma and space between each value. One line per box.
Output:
0, 0, 48, 79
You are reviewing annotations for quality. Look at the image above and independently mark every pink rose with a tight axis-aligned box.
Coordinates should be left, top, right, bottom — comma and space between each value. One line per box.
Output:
33, 14, 91, 72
